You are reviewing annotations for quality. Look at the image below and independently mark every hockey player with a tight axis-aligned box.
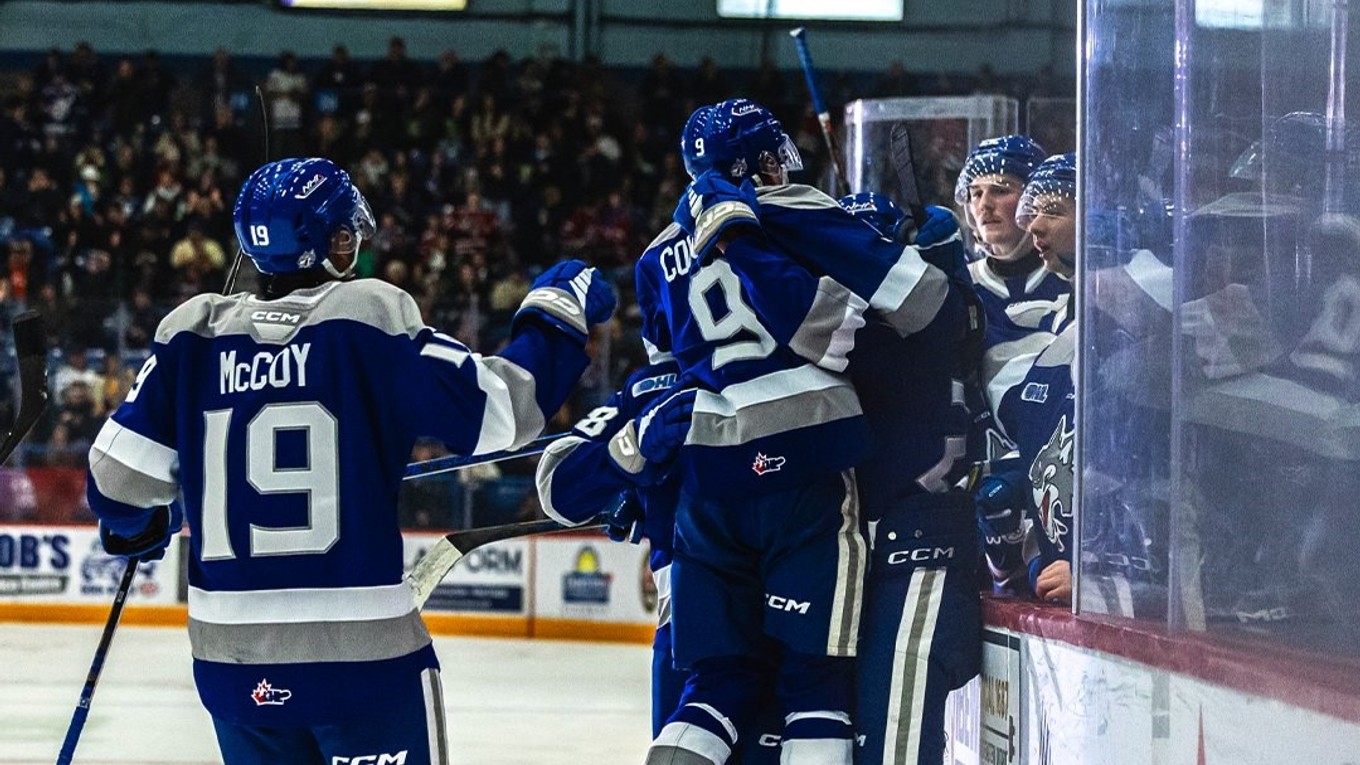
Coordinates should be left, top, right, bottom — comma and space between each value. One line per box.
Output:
85, 157, 615, 765
634, 99, 970, 765
955, 135, 1070, 592
991, 153, 1079, 603
838, 192, 984, 765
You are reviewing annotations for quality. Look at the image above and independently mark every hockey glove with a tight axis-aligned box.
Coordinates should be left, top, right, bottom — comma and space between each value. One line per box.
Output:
894, 206, 970, 286
605, 492, 646, 545
99, 505, 180, 562
514, 259, 618, 343
910, 205, 961, 249
975, 469, 1029, 590
607, 388, 697, 480
673, 171, 761, 259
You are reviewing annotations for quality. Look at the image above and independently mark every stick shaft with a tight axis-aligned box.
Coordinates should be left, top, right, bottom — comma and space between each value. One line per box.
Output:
790, 27, 850, 196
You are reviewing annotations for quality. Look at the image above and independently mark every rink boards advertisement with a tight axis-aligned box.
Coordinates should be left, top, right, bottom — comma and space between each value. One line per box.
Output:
0, 525, 180, 606
942, 606, 1360, 765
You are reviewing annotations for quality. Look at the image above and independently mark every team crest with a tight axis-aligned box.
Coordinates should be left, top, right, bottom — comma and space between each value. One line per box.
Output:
1028, 415, 1074, 552
752, 452, 785, 475
297, 249, 316, 269
250, 679, 292, 706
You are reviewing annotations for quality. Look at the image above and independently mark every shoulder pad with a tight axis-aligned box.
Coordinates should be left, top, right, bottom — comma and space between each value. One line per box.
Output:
755, 183, 841, 211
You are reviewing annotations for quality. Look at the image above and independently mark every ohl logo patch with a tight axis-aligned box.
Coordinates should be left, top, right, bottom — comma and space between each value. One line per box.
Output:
752, 452, 786, 476
250, 679, 292, 706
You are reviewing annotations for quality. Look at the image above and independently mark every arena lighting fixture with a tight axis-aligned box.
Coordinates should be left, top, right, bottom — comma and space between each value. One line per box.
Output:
280, 0, 469, 10
718, 0, 903, 21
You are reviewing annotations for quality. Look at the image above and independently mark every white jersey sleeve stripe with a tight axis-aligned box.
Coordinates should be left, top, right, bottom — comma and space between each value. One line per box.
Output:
189, 582, 415, 624
90, 418, 178, 484
472, 356, 545, 454
420, 343, 471, 367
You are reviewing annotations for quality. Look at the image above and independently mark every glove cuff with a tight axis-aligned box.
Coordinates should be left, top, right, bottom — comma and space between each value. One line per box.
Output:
608, 421, 648, 475
693, 199, 759, 257
516, 287, 589, 337
99, 506, 172, 559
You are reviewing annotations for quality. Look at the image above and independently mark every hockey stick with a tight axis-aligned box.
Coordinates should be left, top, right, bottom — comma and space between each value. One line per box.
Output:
222, 85, 269, 295
409, 515, 606, 609
790, 27, 850, 197
403, 432, 565, 480
55, 560, 136, 765
58, 89, 272, 762
888, 122, 930, 236
0, 311, 49, 467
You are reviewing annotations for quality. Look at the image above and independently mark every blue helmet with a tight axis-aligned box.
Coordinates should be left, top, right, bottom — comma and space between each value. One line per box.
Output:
679, 98, 803, 181
233, 157, 376, 275
1016, 153, 1077, 228
954, 134, 1049, 204
838, 192, 906, 239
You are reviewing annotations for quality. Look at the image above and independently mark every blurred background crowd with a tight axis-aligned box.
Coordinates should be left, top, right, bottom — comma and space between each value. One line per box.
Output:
0, 39, 1070, 527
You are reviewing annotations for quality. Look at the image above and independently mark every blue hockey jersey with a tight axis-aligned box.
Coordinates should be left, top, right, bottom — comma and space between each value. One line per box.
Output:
634, 184, 963, 499
994, 296, 1074, 590
967, 253, 1070, 457
536, 360, 683, 576
86, 278, 588, 725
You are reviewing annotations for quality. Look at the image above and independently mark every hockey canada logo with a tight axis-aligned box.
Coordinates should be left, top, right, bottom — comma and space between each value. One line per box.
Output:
250, 679, 292, 706
752, 453, 785, 475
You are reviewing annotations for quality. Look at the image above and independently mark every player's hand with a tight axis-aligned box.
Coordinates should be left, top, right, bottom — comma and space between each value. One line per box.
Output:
98, 505, 180, 562
673, 171, 761, 258
975, 471, 1026, 545
911, 205, 960, 249
1034, 560, 1072, 604
605, 493, 646, 545
514, 259, 617, 342
638, 388, 697, 465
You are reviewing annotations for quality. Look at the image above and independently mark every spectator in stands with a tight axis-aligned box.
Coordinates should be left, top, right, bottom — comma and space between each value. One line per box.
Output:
265, 51, 308, 158
123, 287, 161, 350
170, 221, 226, 279
53, 347, 101, 404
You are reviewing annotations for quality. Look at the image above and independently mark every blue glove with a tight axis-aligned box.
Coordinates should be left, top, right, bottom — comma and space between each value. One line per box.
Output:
673, 171, 761, 258
911, 205, 960, 250
605, 493, 646, 545
99, 505, 180, 562
975, 470, 1027, 545
637, 388, 697, 465
514, 259, 617, 342
975, 469, 1029, 592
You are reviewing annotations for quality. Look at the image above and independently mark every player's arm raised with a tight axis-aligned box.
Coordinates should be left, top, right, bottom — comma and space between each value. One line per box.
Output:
399, 259, 616, 458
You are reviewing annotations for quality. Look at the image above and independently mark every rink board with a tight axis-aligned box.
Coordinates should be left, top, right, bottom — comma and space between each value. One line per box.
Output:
942, 598, 1360, 764
0, 524, 655, 643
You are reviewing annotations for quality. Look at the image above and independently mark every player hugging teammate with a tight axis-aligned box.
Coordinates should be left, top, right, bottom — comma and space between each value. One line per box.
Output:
538, 97, 998, 765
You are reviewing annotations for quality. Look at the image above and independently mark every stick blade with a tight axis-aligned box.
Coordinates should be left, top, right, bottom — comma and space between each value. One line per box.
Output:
0, 311, 49, 466
407, 517, 603, 609
889, 122, 927, 224
11, 311, 45, 362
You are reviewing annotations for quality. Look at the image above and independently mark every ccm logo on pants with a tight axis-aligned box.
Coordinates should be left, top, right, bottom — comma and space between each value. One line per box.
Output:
887, 547, 955, 565
766, 595, 811, 614
332, 753, 407, 765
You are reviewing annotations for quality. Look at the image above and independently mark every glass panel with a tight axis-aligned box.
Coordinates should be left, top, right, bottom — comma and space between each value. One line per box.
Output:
1078, 0, 1177, 622
1082, 0, 1360, 657
842, 95, 1020, 208
1171, 0, 1358, 654
1025, 96, 1078, 155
